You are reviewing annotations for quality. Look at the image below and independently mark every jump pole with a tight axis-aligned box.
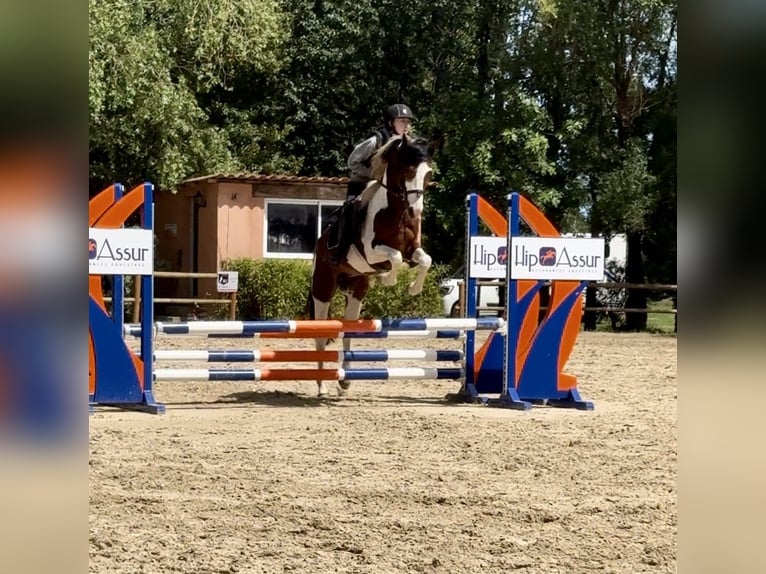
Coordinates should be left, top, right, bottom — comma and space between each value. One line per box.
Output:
128, 317, 502, 336
144, 349, 465, 363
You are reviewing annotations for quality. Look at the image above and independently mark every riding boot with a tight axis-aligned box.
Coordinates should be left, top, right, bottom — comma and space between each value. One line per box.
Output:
327, 183, 363, 265
334, 226, 351, 264
326, 209, 345, 265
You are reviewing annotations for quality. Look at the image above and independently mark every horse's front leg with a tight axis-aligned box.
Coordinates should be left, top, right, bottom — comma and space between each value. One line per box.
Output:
312, 297, 332, 397
372, 245, 403, 286
407, 247, 433, 295
338, 293, 363, 395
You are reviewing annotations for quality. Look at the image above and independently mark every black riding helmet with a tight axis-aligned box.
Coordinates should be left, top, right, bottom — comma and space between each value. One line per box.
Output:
384, 104, 415, 129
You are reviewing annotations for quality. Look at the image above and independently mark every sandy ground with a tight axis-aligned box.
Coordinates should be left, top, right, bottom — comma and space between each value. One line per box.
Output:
89, 331, 677, 574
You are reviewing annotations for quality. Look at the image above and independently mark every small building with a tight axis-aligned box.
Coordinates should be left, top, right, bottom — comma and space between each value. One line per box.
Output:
154, 173, 348, 301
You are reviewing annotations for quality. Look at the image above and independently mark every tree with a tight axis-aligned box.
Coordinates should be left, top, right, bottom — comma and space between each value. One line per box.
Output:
519, 0, 675, 330
89, 0, 286, 192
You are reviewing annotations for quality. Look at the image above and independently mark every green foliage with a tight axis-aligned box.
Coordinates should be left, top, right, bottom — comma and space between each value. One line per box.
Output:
273, 0, 388, 176
220, 258, 448, 320
90, 0, 676, 329
221, 257, 313, 320
361, 264, 450, 319
598, 139, 658, 233
89, 0, 286, 191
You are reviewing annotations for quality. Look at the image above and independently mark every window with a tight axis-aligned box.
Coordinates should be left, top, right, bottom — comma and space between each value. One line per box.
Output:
265, 199, 343, 258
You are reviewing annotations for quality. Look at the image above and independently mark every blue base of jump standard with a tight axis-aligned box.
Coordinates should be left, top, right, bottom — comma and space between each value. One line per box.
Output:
478, 275, 547, 410
89, 293, 165, 414
89, 182, 165, 415
485, 283, 593, 411
445, 191, 595, 411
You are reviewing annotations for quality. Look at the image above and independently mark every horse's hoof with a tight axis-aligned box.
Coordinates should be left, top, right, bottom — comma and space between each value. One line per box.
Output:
338, 380, 351, 391
408, 282, 422, 295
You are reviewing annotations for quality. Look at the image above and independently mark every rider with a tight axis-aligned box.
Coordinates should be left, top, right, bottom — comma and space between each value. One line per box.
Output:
347, 103, 416, 201
326, 103, 416, 265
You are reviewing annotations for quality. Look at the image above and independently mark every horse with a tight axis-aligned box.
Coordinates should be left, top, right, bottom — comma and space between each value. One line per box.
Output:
307, 133, 435, 397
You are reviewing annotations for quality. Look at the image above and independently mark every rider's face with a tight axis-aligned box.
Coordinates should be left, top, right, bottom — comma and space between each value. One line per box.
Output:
392, 117, 412, 135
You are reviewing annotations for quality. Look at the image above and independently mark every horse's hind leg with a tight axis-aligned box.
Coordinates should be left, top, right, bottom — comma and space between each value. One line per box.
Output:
312, 297, 332, 397
407, 247, 433, 295
338, 277, 369, 395
338, 292, 363, 395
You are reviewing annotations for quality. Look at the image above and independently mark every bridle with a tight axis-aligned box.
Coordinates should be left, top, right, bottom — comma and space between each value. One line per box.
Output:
373, 138, 430, 203
376, 179, 424, 201
376, 162, 428, 202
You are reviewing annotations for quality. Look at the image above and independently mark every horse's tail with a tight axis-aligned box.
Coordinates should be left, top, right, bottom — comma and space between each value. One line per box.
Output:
305, 286, 315, 320
306, 291, 316, 321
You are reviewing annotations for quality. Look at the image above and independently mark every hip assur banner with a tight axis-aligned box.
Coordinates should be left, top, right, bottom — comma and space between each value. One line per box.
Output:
468, 236, 605, 281
509, 236, 605, 280
88, 228, 153, 275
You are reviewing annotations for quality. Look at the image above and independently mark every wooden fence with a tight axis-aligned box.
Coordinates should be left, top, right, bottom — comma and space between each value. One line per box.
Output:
460, 280, 677, 317
103, 271, 237, 322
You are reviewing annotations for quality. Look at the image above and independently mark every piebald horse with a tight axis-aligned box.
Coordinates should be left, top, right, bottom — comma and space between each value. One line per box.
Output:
308, 134, 434, 397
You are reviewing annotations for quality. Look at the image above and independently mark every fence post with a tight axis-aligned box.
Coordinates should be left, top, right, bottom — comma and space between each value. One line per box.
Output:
132, 275, 141, 324
229, 292, 237, 320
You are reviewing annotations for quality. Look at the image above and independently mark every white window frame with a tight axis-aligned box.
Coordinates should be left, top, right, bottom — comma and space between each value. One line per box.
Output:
263, 198, 344, 259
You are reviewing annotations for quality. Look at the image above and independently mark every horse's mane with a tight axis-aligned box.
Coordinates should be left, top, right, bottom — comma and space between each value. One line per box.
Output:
369, 135, 404, 182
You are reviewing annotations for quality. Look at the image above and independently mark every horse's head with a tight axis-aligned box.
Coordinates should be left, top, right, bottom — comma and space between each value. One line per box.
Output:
370, 134, 433, 217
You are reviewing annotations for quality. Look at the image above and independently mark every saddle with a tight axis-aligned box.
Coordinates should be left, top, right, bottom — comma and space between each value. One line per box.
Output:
326, 199, 367, 253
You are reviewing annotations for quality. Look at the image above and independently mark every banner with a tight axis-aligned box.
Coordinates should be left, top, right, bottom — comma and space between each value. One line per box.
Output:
469, 236, 606, 280
509, 236, 605, 280
89, 228, 153, 275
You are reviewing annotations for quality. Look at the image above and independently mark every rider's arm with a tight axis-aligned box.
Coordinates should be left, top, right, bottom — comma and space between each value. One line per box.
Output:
347, 135, 380, 179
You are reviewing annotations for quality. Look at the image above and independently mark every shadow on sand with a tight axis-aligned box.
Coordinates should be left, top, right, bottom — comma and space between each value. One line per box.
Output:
154, 389, 474, 411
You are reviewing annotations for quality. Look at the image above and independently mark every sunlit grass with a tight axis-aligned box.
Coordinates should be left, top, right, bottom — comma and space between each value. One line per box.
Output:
590, 296, 676, 335
647, 297, 676, 334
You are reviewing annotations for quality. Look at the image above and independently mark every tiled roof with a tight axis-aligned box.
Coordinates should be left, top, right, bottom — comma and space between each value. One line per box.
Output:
181, 172, 349, 185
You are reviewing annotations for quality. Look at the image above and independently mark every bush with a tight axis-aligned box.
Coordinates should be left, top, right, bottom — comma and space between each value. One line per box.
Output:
362, 265, 448, 319
221, 257, 314, 319
220, 258, 448, 320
